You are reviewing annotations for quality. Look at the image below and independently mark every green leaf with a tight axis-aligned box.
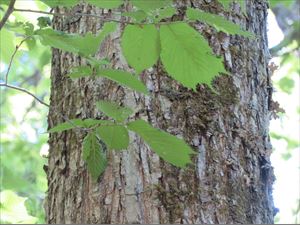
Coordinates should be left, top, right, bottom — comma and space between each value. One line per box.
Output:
121, 24, 160, 74
85, 0, 123, 8
218, 0, 231, 10
96, 69, 149, 94
97, 125, 129, 150
39, 0, 79, 7
154, 7, 176, 22
86, 58, 110, 68
130, 0, 173, 12
0, 0, 10, 6
82, 132, 107, 180
35, 22, 117, 56
82, 118, 114, 127
127, 119, 194, 168
0, 190, 38, 224
48, 119, 111, 133
0, 28, 15, 63
186, 8, 253, 38
67, 66, 93, 78
122, 10, 148, 22
278, 76, 295, 94
160, 22, 226, 89
37, 17, 51, 28
96, 100, 133, 122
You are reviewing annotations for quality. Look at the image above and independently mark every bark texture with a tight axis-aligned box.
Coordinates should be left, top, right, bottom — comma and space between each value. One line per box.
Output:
45, 0, 276, 223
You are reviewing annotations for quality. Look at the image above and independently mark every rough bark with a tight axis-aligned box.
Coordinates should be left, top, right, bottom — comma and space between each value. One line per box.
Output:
45, 0, 276, 223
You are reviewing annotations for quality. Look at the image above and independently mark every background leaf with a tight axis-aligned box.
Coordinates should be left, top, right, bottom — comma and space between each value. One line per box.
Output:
160, 22, 226, 89
96, 100, 133, 122
82, 132, 107, 180
121, 24, 160, 74
127, 119, 194, 167
97, 125, 129, 150
96, 69, 149, 94
186, 8, 254, 37
0, 28, 16, 63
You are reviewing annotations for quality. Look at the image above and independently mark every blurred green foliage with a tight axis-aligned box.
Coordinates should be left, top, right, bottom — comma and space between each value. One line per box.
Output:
1, 1, 51, 223
269, 0, 300, 223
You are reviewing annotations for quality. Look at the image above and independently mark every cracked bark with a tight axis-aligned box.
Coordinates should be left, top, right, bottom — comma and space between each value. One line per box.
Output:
45, 0, 276, 223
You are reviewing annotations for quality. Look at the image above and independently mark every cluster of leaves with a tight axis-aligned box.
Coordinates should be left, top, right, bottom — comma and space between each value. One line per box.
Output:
38, 0, 254, 179
49, 101, 195, 179
1, 0, 253, 181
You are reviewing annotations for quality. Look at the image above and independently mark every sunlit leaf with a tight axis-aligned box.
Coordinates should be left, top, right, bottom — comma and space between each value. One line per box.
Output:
0, 28, 15, 63
96, 100, 133, 122
186, 8, 254, 37
96, 69, 149, 94
127, 119, 195, 167
82, 132, 107, 180
278, 76, 295, 94
48, 119, 110, 133
154, 7, 176, 22
160, 22, 226, 89
35, 22, 117, 56
121, 24, 160, 74
0, 190, 37, 224
67, 66, 93, 78
97, 125, 129, 150
39, 0, 79, 7
122, 10, 148, 22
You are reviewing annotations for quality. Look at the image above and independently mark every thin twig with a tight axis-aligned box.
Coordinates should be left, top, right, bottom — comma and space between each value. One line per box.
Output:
0, 0, 16, 30
0, 83, 87, 132
14, 8, 136, 25
4, 36, 30, 85
0, 83, 50, 107
13, 8, 179, 25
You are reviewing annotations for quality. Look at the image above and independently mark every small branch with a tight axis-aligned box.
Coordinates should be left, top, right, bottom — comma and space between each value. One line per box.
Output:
13, 8, 179, 25
14, 8, 135, 25
4, 36, 30, 84
0, 0, 16, 30
0, 83, 50, 107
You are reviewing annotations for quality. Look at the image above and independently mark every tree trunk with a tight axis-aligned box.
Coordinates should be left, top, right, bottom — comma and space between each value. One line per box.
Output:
45, 0, 275, 223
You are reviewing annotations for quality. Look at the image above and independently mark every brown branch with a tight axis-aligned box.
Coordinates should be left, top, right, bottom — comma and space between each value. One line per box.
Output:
0, 83, 50, 107
13, 8, 178, 25
13, 8, 135, 25
0, 83, 89, 132
4, 36, 30, 84
0, 0, 16, 30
